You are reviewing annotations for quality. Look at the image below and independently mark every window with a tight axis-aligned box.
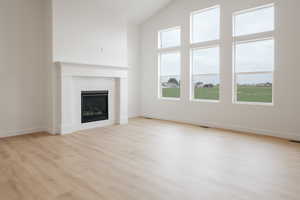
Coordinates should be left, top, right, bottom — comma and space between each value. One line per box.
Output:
233, 4, 275, 104
158, 27, 181, 99
191, 6, 220, 44
234, 6, 274, 37
190, 6, 220, 101
159, 52, 181, 99
191, 47, 220, 100
158, 27, 181, 49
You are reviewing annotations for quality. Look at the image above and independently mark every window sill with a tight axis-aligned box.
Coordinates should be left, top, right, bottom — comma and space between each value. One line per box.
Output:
159, 97, 181, 101
158, 45, 181, 51
191, 99, 220, 103
234, 101, 274, 106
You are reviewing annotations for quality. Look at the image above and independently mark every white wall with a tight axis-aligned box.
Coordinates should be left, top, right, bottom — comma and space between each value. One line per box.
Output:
140, 0, 300, 140
127, 24, 141, 117
52, 0, 128, 67
45, 0, 54, 134
0, 0, 50, 137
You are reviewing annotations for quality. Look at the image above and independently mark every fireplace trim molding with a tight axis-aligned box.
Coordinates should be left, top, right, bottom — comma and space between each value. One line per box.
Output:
53, 61, 128, 135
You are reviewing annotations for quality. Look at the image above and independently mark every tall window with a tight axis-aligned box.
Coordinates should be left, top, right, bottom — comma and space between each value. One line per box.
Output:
158, 27, 181, 99
190, 6, 220, 101
233, 4, 275, 104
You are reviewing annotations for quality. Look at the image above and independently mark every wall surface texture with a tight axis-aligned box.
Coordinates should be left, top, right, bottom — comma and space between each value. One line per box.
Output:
140, 0, 300, 140
52, 0, 128, 67
0, 0, 50, 137
127, 24, 141, 118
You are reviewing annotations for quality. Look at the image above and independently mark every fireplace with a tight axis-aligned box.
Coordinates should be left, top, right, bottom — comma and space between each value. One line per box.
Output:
81, 91, 109, 123
54, 62, 128, 134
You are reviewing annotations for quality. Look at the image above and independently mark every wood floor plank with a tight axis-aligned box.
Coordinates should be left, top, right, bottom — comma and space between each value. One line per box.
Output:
0, 118, 299, 200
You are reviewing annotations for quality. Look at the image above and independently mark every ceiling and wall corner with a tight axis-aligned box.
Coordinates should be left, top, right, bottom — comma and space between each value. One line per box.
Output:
124, 0, 174, 24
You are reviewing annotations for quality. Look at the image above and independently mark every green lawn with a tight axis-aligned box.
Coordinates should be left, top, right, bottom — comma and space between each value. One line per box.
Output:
194, 87, 219, 100
237, 86, 272, 103
162, 86, 272, 103
162, 87, 219, 100
162, 88, 180, 98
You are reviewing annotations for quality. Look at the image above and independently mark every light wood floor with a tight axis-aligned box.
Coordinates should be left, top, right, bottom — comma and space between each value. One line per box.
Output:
0, 118, 300, 200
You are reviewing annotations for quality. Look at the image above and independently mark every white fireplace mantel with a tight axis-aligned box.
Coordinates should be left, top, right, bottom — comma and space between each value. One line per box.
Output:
53, 61, 129, 135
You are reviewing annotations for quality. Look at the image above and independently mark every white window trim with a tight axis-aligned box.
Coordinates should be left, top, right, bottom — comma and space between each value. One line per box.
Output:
190, 5, 221, 103
232, 4, 275, 106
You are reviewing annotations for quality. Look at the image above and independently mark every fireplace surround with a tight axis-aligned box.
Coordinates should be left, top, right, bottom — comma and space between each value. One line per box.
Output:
53, 62, 128, 135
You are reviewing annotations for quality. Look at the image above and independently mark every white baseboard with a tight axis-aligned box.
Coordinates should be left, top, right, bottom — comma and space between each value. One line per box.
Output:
142, 115, 300, 141
45, 128, 59, 135
128, 113, 141, 119
0, 127, 48, 138
2, 116, 298, 141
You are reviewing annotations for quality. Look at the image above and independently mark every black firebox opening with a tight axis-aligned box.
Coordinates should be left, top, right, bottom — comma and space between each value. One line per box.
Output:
81, 91, 108, 123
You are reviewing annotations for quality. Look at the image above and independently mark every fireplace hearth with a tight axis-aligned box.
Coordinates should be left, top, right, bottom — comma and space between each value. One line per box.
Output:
81, 91, 108, 123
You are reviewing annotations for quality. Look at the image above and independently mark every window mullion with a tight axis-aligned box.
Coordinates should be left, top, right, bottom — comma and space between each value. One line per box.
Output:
236, 71, 273, 75
158, 47, 181, 53
234, 32, 274, 44
190, 40, 220, 49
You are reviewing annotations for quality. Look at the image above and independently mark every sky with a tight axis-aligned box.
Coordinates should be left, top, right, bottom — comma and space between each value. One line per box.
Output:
160, 6, 274, 84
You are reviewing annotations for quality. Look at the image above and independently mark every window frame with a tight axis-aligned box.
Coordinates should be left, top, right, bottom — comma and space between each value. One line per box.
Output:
157, 26, 182, 100
232, 3, 275, 106
190, 5, 221, 103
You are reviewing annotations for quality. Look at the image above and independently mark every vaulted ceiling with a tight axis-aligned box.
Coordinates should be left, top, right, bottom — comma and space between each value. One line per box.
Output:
125, 0, 173, 24
97, 0, 173, 24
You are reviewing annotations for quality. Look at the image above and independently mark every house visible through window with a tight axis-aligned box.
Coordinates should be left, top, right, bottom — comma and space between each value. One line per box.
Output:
158, 27, 181, 99
190, 6, 220, 101
233, 4, 275, 104
191, 47, 220, 100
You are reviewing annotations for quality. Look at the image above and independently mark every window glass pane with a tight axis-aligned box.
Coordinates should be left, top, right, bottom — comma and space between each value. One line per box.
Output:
192, 47, 219, 74
235, 39, 274, 73
193, 74, 220, 100
160, 52, 180, 98
159, 28, 180, 48
191, 7, 220, 43
191, 47, 219, 100
236, 73, 272, 103
234, 5, 274, 36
